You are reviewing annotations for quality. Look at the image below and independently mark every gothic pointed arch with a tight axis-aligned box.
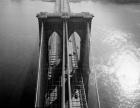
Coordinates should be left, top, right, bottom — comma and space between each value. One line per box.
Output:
48, 31, 61, 66
68, 31, 81, 62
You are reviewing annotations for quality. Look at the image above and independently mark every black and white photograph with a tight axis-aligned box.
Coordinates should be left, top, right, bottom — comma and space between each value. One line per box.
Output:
0, 0, 140, 108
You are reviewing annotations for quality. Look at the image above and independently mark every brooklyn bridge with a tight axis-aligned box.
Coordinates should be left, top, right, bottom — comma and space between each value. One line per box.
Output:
0, 0, 140, 108
35, 0, 93, 107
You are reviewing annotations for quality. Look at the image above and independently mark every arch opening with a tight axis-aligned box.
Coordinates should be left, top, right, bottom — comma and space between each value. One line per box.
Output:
68, 32, 81, 71
48, 31, 61, 67
69, 32, 81, 61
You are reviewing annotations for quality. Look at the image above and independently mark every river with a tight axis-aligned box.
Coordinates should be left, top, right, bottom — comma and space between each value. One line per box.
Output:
0, 0, 140, 108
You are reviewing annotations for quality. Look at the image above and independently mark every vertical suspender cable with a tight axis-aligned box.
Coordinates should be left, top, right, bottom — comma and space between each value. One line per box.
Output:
62, 21, 66, 108
95, 69, 101, 108
66, 22, 72, 108
35, 22, 44, 108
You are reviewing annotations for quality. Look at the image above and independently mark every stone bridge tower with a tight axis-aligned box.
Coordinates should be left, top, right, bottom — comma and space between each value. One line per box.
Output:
35, 0, 93, 108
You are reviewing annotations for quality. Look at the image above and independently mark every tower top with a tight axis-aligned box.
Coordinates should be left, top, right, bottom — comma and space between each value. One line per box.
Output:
55, 0, 70, 13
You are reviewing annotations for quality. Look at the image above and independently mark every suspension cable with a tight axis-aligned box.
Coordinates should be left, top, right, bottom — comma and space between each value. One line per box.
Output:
94, 69, 101, 108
